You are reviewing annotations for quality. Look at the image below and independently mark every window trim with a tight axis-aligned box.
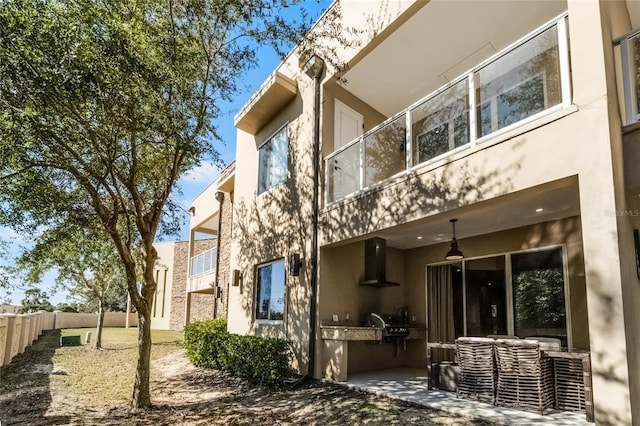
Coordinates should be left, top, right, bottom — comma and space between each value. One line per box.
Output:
257, 124, 289, 196
425, 244, 572, 348
254, 258, 287, 324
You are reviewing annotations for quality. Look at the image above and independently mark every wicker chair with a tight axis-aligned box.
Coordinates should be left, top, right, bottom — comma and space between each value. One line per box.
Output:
455, 337, 496, 403
494, 339, 554, 414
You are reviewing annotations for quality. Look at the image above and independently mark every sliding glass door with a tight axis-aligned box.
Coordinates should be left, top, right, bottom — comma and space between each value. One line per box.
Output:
427, 246, 569, 346
465, 256, 507, 337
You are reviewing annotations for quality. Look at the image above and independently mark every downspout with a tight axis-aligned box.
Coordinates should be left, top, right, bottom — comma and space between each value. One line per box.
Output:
303, 55, 324, 378
214, 190, 225, 319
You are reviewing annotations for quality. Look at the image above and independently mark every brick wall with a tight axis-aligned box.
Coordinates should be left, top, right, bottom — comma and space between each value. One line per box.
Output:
215, 190, 233, 319
169, 239, 216, 331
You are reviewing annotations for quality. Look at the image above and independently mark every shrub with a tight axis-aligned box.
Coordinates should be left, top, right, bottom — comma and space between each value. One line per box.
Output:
183, 319, 293, 387
184, 319, 228, 368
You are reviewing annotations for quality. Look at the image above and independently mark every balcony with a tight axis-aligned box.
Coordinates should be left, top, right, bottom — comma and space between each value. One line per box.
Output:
325, 13, 571, 205
188, 247, 217, 293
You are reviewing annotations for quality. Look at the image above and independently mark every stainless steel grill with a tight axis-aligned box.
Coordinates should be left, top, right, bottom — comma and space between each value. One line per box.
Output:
369, 313, 410, 338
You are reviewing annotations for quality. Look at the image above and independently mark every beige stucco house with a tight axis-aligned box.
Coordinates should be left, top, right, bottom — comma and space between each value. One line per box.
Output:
206, 1, 640, 424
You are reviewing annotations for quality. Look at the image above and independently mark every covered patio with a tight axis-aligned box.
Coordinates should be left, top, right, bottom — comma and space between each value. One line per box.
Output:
344, 368, 590, 425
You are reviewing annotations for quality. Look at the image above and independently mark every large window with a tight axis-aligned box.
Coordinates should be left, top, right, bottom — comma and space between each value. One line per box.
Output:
427, 247, 569, 347
255, 259, 285, 321
511, 249, 566, 339
258, 127, 288, 194
476, 25, 561, 138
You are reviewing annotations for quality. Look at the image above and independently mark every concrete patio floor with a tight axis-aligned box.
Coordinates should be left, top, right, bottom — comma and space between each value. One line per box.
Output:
342, 368, 591, 425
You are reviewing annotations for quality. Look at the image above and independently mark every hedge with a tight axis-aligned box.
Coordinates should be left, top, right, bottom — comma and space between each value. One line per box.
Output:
183, 319, 293, 387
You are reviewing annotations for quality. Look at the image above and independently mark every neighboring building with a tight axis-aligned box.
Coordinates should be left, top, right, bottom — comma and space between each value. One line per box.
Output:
205, 1, 639, 424
151, 239, 217, 330
185, 161, 235, 323
152, 162, 235, 331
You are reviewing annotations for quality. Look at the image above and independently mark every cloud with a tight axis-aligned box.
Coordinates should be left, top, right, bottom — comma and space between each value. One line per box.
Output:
180, 161, 221, 185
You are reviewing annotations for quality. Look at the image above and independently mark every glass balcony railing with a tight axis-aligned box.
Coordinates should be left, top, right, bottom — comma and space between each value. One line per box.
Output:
190, 247, 217, 277
619, 30, 640, 124
325, 12, 571, 205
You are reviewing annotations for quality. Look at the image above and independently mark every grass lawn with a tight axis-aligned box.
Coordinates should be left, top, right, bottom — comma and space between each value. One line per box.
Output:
1, 327, 494, 425
55, 328, 183, 403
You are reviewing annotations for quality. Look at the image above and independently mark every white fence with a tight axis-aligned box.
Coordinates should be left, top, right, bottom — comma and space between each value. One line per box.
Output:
0, 311, 138, 367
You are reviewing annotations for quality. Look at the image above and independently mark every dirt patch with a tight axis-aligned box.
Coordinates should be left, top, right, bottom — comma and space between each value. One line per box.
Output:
51, 349, 490, 425
1, 336, 492, 425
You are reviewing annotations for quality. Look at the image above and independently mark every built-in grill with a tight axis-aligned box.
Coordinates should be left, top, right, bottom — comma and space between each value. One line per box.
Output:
369, 313, 410, 338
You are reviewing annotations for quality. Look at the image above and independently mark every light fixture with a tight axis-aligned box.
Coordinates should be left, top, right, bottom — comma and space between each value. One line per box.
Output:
536, 207, 544, 213
289, 253, 302, 277
445, 219, 464, 260
232, 269, 243, 287
417, 236, 423, 240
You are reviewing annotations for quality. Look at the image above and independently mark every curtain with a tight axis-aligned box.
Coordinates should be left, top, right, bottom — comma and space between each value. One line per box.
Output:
428, 264, 455, 363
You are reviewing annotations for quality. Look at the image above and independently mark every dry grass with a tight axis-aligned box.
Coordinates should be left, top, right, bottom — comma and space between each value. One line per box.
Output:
53, 328, 183, 404
1, 328, 492, 425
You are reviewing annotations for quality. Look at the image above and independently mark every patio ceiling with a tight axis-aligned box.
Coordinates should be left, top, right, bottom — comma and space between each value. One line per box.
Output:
341, 0, 568, 117
376, 177, 580, 250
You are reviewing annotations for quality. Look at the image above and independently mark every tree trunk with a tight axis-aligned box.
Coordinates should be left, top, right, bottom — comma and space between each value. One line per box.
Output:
95, 297, 105, 349
131, 308, 152, 410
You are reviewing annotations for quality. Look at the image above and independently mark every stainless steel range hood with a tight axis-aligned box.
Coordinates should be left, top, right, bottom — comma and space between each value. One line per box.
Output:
359, 237, 400, 287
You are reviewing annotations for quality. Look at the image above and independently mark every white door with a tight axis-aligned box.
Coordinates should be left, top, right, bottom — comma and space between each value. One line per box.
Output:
332, 100, 364, 200
334, 99, 363, 149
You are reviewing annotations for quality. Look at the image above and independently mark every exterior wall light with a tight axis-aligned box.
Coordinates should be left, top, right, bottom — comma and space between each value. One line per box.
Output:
445, 219, 464, 260
232, 269, 242, 287
289, 253, 302, 277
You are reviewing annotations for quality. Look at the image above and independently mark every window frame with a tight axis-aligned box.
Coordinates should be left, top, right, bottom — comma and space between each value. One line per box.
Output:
254, 258, 287, 324
426, 244, 572, 348
257, 124, 289, 195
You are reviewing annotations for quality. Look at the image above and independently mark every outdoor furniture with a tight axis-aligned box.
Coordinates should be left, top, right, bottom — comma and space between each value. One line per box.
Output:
494, 339, 554, 414
455, 337, 496, 403
544, 350, 593, 422
487, 334, 520, 340
526, 336, 561, 350
426, 342, 456, 390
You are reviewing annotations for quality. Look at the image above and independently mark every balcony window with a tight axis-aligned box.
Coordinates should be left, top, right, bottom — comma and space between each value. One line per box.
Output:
364, 115, 407, 187
411, 79, 469, 165
327, 142, 360, 202
255, 259, 285, 321
325, 13, 570, 205
476, 25, 562, 138
619, 30, 640, 124
190, 247, 217, 277
258, 126, 288, 194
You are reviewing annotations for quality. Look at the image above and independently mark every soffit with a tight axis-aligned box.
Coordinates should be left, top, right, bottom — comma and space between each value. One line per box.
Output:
341, 0, 568, 117
378, 177, 581, 250
234, 72, 297, 134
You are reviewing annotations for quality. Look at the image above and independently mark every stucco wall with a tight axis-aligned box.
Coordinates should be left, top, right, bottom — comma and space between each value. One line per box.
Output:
229, 68, 316, 374
54, 312, 138, 329
152, 241, 175, 330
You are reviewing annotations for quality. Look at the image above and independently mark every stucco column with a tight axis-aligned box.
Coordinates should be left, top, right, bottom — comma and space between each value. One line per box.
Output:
568, 0, 633, 423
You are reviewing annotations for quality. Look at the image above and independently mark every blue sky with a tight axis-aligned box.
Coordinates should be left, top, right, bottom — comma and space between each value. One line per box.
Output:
0, 1, 331, 306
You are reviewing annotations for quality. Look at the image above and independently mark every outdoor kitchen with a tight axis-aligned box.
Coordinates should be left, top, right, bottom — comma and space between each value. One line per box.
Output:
318, 238, 427, 381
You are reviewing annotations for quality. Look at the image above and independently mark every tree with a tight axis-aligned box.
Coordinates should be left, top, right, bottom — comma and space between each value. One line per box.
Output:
18, 288, 55, 313
17, 224, 129, 349
0, 0, 342, 410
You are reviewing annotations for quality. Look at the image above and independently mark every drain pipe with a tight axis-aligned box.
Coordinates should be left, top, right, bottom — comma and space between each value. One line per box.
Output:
303, 54, 324, 379
214, 191, 225, 319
